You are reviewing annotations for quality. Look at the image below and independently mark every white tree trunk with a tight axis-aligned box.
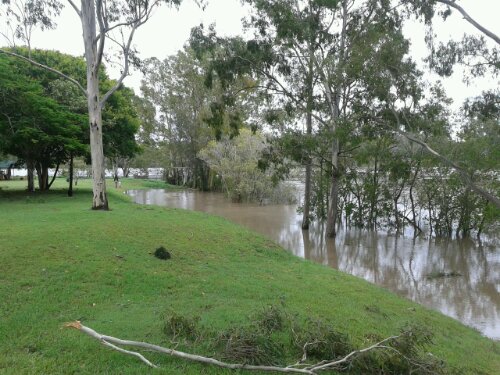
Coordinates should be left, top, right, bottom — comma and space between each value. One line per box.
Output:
301, 35, 315, 230
326, 139, 339, 237
325, 0, 348, 238
81, 0, 108, 209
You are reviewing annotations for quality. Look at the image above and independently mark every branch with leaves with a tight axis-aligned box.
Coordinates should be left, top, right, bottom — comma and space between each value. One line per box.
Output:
0, 48, 87, 95
389, 108, 500, 209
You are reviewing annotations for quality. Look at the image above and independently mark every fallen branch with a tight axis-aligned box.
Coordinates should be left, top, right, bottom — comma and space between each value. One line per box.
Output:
65, 321, 403, 373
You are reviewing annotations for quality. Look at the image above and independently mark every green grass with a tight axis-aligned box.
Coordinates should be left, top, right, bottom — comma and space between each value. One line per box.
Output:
0, 178, 499, 374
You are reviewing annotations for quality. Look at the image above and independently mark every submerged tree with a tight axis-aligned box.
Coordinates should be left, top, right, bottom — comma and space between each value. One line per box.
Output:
192, 0, 422, 237
141, 49, 216, 190
141, 47, 259, 189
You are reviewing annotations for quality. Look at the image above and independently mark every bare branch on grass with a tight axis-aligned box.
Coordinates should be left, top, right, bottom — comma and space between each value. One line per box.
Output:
65, 321, 406, 374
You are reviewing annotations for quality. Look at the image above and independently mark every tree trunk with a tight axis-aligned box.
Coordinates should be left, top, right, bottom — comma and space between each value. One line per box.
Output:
68, 153, 74, 197
27, 160, 35, 192
394, 198, 400, 231
324, 1, 347, 238
302, 163, 312, 229
87, 101, 108, 210
408, 160, 421, 236
122, 164, 130, 178
82, 0, 108, 210
326, 139, 340, 237
301, 35, 315, 230
35, 163, 49, 191
48, 162, 60, 189
35, 163, 42, 191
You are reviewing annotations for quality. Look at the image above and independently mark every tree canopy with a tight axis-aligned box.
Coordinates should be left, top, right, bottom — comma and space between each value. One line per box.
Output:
0, 48, 142, 191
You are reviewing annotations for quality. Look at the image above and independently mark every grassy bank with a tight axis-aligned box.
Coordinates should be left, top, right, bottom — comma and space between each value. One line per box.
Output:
0, 178, 498, 374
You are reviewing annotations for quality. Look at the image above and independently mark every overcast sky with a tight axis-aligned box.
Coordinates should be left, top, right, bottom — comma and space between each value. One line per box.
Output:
6, 0, 500, 110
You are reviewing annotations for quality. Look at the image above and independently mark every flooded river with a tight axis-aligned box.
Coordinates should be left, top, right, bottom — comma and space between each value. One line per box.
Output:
127, 189, 500, 340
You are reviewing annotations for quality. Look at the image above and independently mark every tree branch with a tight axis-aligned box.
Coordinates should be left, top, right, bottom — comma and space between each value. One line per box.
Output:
66, 321, 315, 374
95, 0, 106, 71
66, 0, 82, 17
98, 1, 160, 108
390, 109, 500, 209
0, 49, 87, 96
436, 0, 500, 45
98, 26, 136, 108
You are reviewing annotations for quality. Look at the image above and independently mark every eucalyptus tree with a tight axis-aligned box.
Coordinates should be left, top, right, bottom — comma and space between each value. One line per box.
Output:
0, 0, 62, 52
386, 0, 500, 211
192, 1, 324, 229
141, 47, 258, 189
141, 49, 212, 189
0, 0, 188, 209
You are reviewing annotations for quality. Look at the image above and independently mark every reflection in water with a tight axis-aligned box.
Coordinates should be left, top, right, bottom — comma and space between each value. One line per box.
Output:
128, 189, 500, 340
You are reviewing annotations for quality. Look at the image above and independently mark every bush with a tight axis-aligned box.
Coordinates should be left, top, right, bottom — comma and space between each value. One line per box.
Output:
163, 312, 199, 341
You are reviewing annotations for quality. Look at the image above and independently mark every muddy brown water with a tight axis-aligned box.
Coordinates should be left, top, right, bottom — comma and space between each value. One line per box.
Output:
127, 189, 500, 340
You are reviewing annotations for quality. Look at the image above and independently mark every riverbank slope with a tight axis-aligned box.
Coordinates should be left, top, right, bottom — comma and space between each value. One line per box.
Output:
0, 178, 498, 374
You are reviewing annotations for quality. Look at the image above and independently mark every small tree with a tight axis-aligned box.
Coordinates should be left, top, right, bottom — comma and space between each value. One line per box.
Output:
199, 129, 284, 203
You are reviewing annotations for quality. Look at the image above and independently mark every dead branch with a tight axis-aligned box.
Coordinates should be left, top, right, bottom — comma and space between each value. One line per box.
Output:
65, 321, 405, 374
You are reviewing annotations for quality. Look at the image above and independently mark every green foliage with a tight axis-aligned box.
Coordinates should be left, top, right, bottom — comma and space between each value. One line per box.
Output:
0, 48, 141, 189
164, 312, 200, 341
0, 52, 87, 183
426, 35, 499, 81
199, 129, 296, 203
217, 326, 286, 365
102, 85, 141, 160
141, 48, 237, 189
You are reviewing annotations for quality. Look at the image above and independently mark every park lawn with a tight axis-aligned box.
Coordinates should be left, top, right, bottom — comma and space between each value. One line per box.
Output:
0, 178, 499, 374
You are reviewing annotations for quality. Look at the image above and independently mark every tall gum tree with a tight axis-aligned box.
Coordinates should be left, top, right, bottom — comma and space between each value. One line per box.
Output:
191, 1, 329, 230
395, 0, 500, 209
190, 0, 421, 237
0, 0, 185, 209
